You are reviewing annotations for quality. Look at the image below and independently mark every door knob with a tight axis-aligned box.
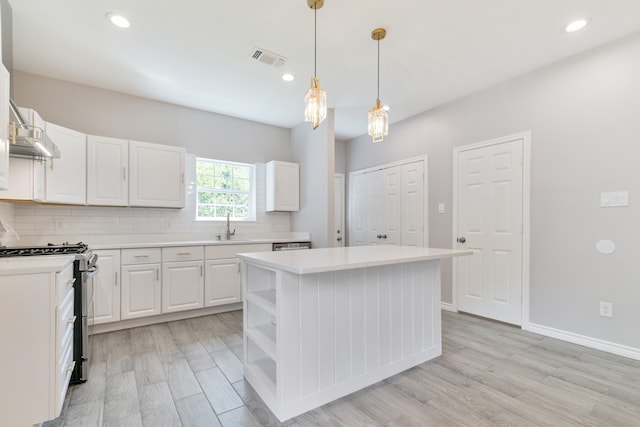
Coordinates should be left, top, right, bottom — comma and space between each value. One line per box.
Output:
382, 234, 388, 239
337, 237, 342, 241
377, 234, 382, 239
457, 237, 466, 243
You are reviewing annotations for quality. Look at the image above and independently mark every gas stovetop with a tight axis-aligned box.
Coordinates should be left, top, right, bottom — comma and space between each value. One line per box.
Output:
0, 242, 89, 257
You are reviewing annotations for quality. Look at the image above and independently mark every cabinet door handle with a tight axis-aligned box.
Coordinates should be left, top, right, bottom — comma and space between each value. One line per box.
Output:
181, 173, 185, 184
237, 262, 241, 273
177, 252, 191, 256
156, 268, 160, 281
134, 255, 150, 258
200, 265, 203, 277
123, 167, 127, 180
50, 158, 54, 170
68, 315, 77, 324
115, 271, 118, 286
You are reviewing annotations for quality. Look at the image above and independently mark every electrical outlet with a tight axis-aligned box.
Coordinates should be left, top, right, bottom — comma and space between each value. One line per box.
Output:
599, 301, 613, 318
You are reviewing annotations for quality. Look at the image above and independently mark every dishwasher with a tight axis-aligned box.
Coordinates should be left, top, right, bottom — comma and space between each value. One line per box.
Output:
272, 241, 312, 251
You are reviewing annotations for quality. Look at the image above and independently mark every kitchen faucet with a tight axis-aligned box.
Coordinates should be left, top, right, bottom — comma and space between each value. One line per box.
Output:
226, 213, 236, 240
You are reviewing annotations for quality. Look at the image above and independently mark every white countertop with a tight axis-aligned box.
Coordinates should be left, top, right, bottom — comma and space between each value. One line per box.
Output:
90, 238, 297, 250
238, 245, 473, 274
0, 255, 75, 276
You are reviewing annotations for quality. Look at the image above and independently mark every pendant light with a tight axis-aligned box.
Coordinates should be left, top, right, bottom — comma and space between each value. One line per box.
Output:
304, 0, 327, 130
368, 27, 388, 143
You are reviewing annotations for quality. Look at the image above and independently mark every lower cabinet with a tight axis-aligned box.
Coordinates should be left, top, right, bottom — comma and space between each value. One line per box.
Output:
0, 259, 75, 426
91, 243, 272, 326
121, 248, 162, 320
92, 249, 121, 325
205, 258, 242, 306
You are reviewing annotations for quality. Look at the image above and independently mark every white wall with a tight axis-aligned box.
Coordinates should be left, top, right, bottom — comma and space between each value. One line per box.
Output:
13, 71, 291, 164
346, 33, 640, 350
290, 110, 336, 248
0, 201, 16, 245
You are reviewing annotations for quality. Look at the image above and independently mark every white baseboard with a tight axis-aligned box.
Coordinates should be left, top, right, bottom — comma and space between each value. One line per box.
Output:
440, 302, 457, 313
524, 322, 640, 361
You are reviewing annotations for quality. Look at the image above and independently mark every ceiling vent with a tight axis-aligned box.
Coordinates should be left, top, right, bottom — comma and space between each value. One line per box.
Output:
248, 47, 286, 67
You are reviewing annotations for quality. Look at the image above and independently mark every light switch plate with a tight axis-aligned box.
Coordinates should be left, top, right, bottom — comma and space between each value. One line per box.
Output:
438, 203, 445, 214
600, 191, 629, 207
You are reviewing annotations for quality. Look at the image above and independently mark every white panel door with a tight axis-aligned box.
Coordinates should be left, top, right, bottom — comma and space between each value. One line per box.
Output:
0, 66, 9, 191
348, 172, 368, 246
455, 138, 523, 325
92, 250, 121, 325
87, 136, 128, 206
381, 166, 402, 245
402, 161, 425, 247
366, 171, 383, 244
44, 123, 87, 205
334, 173, 345, 247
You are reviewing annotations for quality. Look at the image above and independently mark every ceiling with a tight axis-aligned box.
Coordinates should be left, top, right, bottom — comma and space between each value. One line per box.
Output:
9, 1, 640, 140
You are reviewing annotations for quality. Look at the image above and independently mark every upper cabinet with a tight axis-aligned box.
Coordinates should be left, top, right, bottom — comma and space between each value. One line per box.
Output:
44, 122, 87, 205
128, 140, 185, 208
86, 135, 128, 206
266, 160, 299, 212
0, 65, 9, 191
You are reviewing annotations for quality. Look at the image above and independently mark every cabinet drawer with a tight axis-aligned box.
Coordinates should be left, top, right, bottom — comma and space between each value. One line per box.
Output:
122, 248, 162, 265
162, 246, 204, 262
205, 243, 271, 259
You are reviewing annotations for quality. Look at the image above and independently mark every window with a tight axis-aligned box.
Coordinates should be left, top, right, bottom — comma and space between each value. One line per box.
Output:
196, 158, 256, 221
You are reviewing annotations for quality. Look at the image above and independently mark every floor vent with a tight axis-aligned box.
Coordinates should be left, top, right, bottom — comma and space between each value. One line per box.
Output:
248, 47, 286, 67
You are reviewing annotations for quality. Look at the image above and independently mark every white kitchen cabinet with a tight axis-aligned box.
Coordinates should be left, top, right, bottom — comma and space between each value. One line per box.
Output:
92, 249, 121, 324
44, 122, 87, 205
0, 65, 9, 191
205, 258, 241, 306
266, 160, 299, 212
0, 157, 45, 200
129, 140, 185, 208
121, 248, 162, 320
87, 135, 128, 206
162, 246, 204, 313
204, 243, 271, 307
0, 258, 75, 426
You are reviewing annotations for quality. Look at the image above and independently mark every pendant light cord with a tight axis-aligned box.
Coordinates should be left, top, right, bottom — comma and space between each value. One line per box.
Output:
377, 38, 380, 100
314, 5, 317, 78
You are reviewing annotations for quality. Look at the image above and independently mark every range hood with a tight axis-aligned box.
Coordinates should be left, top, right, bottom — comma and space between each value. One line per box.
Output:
8, 99, 61, 159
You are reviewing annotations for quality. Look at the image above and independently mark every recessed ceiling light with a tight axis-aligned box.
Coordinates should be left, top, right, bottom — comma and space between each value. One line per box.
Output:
565, 18, 590, 33
282, 73, 295, 82
106, 13, 130, 29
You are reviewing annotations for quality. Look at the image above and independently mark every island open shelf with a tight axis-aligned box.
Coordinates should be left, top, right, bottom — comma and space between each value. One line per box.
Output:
239, 245, 471, 422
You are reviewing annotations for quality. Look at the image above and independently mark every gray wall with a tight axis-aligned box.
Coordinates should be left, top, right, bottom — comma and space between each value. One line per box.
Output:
13, 71, 291, 164
347, 33, 640, 348
291, 110, 336, 249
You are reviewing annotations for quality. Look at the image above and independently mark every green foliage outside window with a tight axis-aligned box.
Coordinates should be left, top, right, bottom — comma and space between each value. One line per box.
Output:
196, 158, 255, 220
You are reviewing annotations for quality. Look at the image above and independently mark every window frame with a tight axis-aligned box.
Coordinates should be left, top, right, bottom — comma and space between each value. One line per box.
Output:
195, 157, 257, 222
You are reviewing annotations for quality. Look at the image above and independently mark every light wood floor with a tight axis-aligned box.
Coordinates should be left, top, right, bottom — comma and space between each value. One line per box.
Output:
43, 310, 640, 427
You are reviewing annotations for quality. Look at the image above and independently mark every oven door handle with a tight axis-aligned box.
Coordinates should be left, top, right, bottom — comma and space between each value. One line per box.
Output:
85, 265, 100, 279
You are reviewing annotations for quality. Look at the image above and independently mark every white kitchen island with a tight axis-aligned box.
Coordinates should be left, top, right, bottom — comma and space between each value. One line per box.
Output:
238, 245, 471, 421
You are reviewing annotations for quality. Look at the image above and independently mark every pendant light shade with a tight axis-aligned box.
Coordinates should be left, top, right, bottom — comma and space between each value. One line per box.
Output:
305, 77, 327, 129
368, 28, 388, 143
304, 0, 327, 130
368, 99, 388, 143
